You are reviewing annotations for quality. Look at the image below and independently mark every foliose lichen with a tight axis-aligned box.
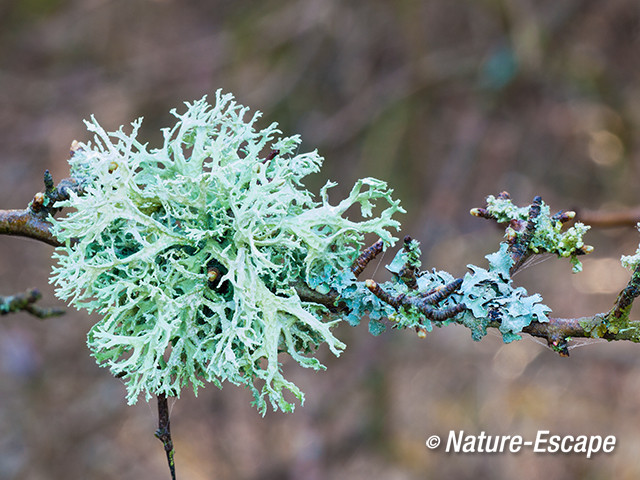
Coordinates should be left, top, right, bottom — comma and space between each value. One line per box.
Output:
49, 90, 403, 414
337, 238, 550, 344
458, 242, 550, 342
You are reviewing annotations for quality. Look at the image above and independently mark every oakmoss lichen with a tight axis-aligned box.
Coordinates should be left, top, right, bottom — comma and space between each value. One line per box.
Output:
49, 91, 403, 413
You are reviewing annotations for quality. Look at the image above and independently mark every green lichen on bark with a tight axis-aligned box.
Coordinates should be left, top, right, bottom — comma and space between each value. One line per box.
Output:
484, 194, 590, 272
49, 91, 403, 413
336, 240, 550, 344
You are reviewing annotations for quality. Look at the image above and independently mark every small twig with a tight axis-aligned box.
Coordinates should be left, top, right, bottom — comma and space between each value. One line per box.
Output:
155, 394, 176, 480
265, 149, 280, 161
365, 278, 465, 321
398, 236, 418, 288
508, 196, 542, 274
0, 288, 64, 319
294, 280, 343, 312
351, 239, 384, 278
551, 209, 576, 225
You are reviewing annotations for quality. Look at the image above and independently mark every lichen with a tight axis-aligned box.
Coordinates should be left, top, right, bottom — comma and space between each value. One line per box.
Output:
338, 239, 550, 344
458, 243, 550, 342
485, 194, 590, 272
49, 91, 403, 414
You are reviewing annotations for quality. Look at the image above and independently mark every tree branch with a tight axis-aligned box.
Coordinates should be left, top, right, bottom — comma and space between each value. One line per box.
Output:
319, 192, 640, 357
0, 209, 61, 246
0, 288, 64, 318
0, 169, 82, 247
4, 164, 640, 368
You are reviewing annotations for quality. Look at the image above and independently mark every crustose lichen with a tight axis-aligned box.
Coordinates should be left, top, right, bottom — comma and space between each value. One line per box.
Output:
49, 90, 404, 414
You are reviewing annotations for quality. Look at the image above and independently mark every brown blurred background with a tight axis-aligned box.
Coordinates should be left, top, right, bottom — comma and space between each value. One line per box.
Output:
2, 1, 640, 479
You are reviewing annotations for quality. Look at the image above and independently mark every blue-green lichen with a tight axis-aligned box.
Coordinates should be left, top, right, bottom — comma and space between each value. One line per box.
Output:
336, 240, 550, 344
458, 243, 550, 342
49, 91, 403, 414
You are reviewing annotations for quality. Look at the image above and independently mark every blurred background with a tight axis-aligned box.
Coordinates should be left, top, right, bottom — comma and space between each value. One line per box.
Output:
1, 0, 640, 478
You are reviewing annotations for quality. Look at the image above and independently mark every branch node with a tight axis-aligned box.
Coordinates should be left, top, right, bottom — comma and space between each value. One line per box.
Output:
365, 278, 465, 322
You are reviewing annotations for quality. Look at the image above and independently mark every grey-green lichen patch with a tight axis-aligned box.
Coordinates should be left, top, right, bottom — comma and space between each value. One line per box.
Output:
391, 242, 549, 342
485, 195, 590, 272
49, 91, 403, 414
458, 243, 550, 342
388, 268, 459, 332
338, 240, 550, 344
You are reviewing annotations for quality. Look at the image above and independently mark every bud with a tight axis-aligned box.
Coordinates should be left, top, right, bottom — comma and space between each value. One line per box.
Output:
581, 245, 594, 254
470, 207, 490, 218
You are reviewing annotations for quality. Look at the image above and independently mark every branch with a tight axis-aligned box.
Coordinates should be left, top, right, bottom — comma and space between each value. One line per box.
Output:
365, 278, 465, 321
0, 209, 61, 246
0, 168, 83, 247
0, 288, 64, 318
0, 166, 84, 320
0, 162, 86, 320
302, 193, 640, 357
155, 394, 176, 480
351, 239, 384, 277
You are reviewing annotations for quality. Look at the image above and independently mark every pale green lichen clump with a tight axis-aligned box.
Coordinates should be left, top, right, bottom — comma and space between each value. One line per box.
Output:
49, 91, 403, 413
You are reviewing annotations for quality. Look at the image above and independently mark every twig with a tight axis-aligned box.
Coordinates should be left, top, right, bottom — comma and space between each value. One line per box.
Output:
365, 278, 466, 321
397, 236, 418, 288
155, 394, 177, 480
0, 288, 64, 319
351, 239, 384, 277
609, 264, 640, 320
505, 195, 542, 274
